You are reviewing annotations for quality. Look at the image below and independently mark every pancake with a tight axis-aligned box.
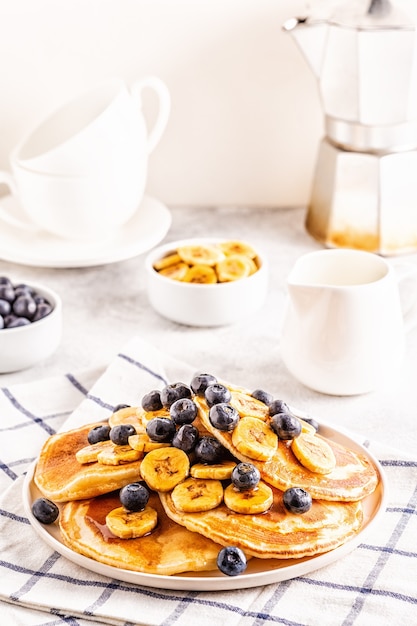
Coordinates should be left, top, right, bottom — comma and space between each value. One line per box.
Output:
195, 395, 379, 501
34, 423, 142, 502
59, 490, 222, 575
160, 487, 363, 559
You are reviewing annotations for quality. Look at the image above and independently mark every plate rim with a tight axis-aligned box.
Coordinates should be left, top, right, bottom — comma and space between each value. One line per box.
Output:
22, 419, 388, 591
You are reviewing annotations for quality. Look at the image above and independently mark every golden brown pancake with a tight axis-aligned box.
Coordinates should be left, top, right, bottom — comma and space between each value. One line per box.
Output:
195, 396, 379, 501
34, 423, 142, 502
160, 487, 363, 559
59, 491, 221, 575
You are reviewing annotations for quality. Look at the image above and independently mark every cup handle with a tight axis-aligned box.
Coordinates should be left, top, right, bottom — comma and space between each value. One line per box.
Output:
0, 171, 39, 231
130, 76, 171, 154
392, 261, 417, 333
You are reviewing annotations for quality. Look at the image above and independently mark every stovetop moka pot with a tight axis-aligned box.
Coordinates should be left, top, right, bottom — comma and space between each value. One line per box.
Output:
284, 0, 417, 255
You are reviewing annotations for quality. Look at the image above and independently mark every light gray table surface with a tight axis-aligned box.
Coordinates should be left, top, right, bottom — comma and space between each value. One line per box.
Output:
1, 204, 416, 454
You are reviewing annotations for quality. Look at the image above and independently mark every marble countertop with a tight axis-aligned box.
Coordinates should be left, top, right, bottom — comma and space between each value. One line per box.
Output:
1, 204, 416, 453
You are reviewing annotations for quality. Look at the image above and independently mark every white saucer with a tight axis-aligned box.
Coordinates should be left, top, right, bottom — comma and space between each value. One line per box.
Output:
0, 195, 172, 268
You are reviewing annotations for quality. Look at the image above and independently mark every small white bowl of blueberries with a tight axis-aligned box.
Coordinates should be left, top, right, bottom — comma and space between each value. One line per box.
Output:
0, 275, 62, 373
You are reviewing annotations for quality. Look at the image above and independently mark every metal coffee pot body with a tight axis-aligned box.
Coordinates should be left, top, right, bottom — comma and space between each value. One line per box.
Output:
284, 0, 417, 255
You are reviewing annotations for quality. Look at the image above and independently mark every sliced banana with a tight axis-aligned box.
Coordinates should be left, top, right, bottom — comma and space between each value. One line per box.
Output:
106, 505, 158, 539
298, 419, 317, 435
140, 447, 190, 492
230, 391, 269, 420
218, 240, 257, 259
153, 252, 182, 271
224, 481, 273, 514
216, 254, 252, 282
190, 460, 236, 480
97, 445, 142, 465
108, 406, 144, 431
183, 264, 218, 284
159, 262, 190, 281
232, 416, 278, 461
128, 433, 171, 452
291, 433, 336, 475
177, 244, 225, 267
75, 441, 115, 464
171, 477, 224, 513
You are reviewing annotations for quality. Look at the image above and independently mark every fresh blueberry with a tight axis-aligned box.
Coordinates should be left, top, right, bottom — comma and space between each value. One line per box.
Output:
87, 424, 111, 444
0, 284, 15, 303
142, 390, 163, 412
146, 417, 176, 442
0, 315, 3, 330
160, 382, 192, 408
0, 276, 12, 287
270, 412, 302, 440
0, 299, 11, 316
231, 462, 261, 491
190, 373, 217, 396
251, 389, 274, 406
113, 403, 131, 412
194, 436, 226, 464
14, 283, 34, 297
32, 302, 53, 322
302, 417, 319, 432
110, 424, 136, 445
204, 383, 232, 407
217, 546, 247, 576
32, 497, 59, 524
209, 403, 239, 431
7, 317, 31, 328
120, 482, 150, 512
13, 295, 37, 319
170, 398, 198, 425
283, 487, 312, 514
172, 424, 199, 452
269, 398, 290, 416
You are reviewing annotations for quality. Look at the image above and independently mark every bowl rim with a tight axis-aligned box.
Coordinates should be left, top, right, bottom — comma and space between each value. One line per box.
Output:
0, 281, 62, 334
145, 237, 267, 289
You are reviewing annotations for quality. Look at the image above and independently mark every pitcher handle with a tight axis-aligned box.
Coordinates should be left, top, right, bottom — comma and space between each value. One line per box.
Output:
392, 261, 417, 333
130, 76, 171, 155
0, 171, 39, 231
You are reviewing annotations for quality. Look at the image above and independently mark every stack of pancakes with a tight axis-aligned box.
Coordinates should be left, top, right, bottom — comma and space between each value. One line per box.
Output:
33, 382, 379, 576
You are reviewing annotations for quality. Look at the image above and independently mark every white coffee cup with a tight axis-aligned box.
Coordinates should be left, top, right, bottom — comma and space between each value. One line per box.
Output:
280, 248, 417, 395
0, 76, 170, 240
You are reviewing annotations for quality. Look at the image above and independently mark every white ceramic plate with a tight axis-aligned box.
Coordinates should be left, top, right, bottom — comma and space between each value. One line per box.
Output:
0, 195, 171, 268
22, 422, 387, 591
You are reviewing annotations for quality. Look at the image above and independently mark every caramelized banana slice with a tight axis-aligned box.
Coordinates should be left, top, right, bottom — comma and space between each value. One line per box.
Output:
159, 262, 190, 281
153, 252, 182, 271
224, 481, 273, 514
75, 441, 115, 464
190, 460, 236, 480
177, 244, 225, 267
171, 477, 223, 513
218, 240, 257, 259
128, 433, 171, 452
97, 445, 142, 465
106, 505, 158, 539
140, 447, 190, 492
291, 433, 336, 475
108, 406, 144, 431
231, 416, 278, 461
230, 391, 269, 420
216, 254, 252, 282
183, 264, 218, 284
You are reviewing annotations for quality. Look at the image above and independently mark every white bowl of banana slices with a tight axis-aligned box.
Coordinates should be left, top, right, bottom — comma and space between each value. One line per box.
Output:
145, 238, 268, 326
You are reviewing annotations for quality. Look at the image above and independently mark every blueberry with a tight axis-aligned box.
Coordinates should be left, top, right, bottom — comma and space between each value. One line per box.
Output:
209, 403, 239, 431
14, 283, 34, 298
204, 383, 231, 407
32, 302, 53, 322
113, 403, 131, 412
270, 412, 301, 440
146, 417, 176, 442
251, 389, 274, 406
87, 424, 111, 444
302, 417, 319, 432
170, 398, 198, 425
0, 299, 11, 316
120, 482, 150, 512
7, 317, 31, 328
190, 373, 217, 396
0, 276, 12, 287
0, 315, 3, 330
13, 295, 37, 319
217, 546, 247, 576
269, 398, 290, 416
142, 390, 163, 412
110, 424, 136, 445
160, 382, 192, 408
194, 436, 225, 464
0, 284, 15, 303
172, 424, 199, 452
32, 497, 59, 524
231, 462, 261, 491
283, 487, 312, 514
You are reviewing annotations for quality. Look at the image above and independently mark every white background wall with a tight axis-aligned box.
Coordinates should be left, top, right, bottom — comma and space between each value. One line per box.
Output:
0, 0, 326, 207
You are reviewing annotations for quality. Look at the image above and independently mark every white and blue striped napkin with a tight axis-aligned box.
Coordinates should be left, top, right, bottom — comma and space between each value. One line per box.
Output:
0, 336, 416, 626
